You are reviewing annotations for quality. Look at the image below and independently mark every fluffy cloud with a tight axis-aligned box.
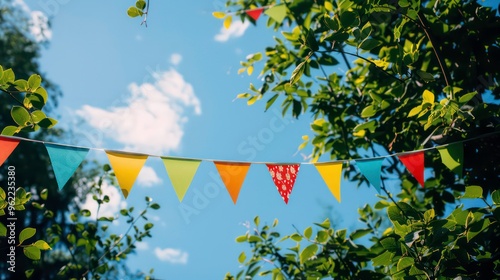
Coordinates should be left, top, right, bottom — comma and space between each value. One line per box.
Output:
76, 68, 201, 154
214, 20, 250, 42
137, 165, 162, 187
154, 248, 189, 264
135, 242, 150, 251
80, 179, 126, 220
12, 0, 52, 42
170, 53, 182, 66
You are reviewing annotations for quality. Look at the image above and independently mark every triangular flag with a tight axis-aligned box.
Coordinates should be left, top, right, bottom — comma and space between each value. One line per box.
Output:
266, 164, 300, 204
437, 142, 463, 177
162, 158, 201, 202
0, 136, 20, 166
355, 158, 385, 193
45, 144, 89, 190
314, 162, 343, 202
264, 4, 287, 24
246, 7, 264, 21
214, 161, 251, 204
106, 151, 148, 199
398, 151, 425, 188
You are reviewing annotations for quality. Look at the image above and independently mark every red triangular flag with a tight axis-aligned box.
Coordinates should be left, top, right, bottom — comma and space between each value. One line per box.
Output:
0, 137, 20, 166
398, 151, 425, 188
266, 164, 300, 204
246, 7, 264, 21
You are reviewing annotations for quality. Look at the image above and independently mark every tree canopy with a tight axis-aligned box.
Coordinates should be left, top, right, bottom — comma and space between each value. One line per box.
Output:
210, 0, 500, 279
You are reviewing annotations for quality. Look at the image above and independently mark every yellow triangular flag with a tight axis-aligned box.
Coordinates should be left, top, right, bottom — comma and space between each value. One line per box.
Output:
162, 158, 201, 202
214, 161, 251, 204
105, 151, 148, 199
314, 162, 343, 202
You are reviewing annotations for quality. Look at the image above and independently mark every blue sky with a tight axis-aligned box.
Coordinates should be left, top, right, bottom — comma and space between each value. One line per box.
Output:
15, 0, 497, 279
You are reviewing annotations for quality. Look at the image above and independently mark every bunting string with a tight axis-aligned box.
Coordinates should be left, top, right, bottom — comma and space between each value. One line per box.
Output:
0, 131, 498, 203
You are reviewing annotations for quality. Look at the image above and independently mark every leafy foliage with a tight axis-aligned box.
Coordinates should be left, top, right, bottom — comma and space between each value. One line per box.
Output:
215, 0, 500, 279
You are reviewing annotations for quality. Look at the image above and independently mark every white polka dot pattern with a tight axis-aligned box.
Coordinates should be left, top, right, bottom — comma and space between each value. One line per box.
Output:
266, 164, 300, 204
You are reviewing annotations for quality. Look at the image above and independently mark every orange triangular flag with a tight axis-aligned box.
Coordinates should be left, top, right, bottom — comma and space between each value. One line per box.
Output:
314, 162, 343, 202
246, 7, 264, 21
0, 136, 20, 166
214, 161, 251, 204
105, 151, 148, 199
398, 151, 425, 188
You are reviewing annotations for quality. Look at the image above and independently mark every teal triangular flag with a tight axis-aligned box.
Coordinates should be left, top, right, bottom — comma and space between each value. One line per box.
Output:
45, 144, 89, 190
354, 158, 385, 193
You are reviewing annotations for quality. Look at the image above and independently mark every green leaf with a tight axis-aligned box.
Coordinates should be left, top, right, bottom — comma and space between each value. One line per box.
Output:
416, 70, 435, 82
359, 38, 381, 50
34, 240, 52, 250
235, 235, 247, 243
422, 90, 435, 104
38, 117, 58, 129
314, 218, 331, 229
299, 244, 318, 264
407, 105, 423, 117
492, 190, 500, 205
303, 227, 313, 239
127, 6, 143, 17
361, 105, 377, 118
11, 106, 30, 126
19, 228, 36, 244
144, 223, 154, 230
467, 218, 491, 242
290, 233, 302, 242
14, 79, 28, 91
150, 203, 160, 210
397, 257, 414, 271
462, 186, 483, 199
23, 246, 41, 260
80, 209, 91, 217
459, 92, 477, 103
31, 110, 47, 123
387, 205, 406, 225
34, 87, 48, 104
290, 61, 306, 85
136, 0, 146, 9
350, 228, 372, 240
254, 216, 260, 226
353, 120, 377, 133
0, 222, 6, 237
27, 74, 41, 91
25, 269, 34, 278
40, 189, 48, 200
1, 126, 18, 136
372, 250, 395, 266
424, 209, 435, 223
340, 11, 356, 27
238, 251, 246, 263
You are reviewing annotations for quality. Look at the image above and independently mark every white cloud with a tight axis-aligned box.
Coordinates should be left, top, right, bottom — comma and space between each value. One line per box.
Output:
154, 248, 189, 264
137, 165, 162, 187
80, 179, 126, 220
135, 241, 149, 251
170, 53, 182, 66
76, 68, 201, 154
12, 0, 52, 42
214, 21, 250, 42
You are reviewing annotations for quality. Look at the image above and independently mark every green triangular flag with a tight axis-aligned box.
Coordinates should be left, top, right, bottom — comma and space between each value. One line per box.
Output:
45, 144, 89, 190
162, 158, 201, 202
437, 142, 463, 177
265, 4, 287, 24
